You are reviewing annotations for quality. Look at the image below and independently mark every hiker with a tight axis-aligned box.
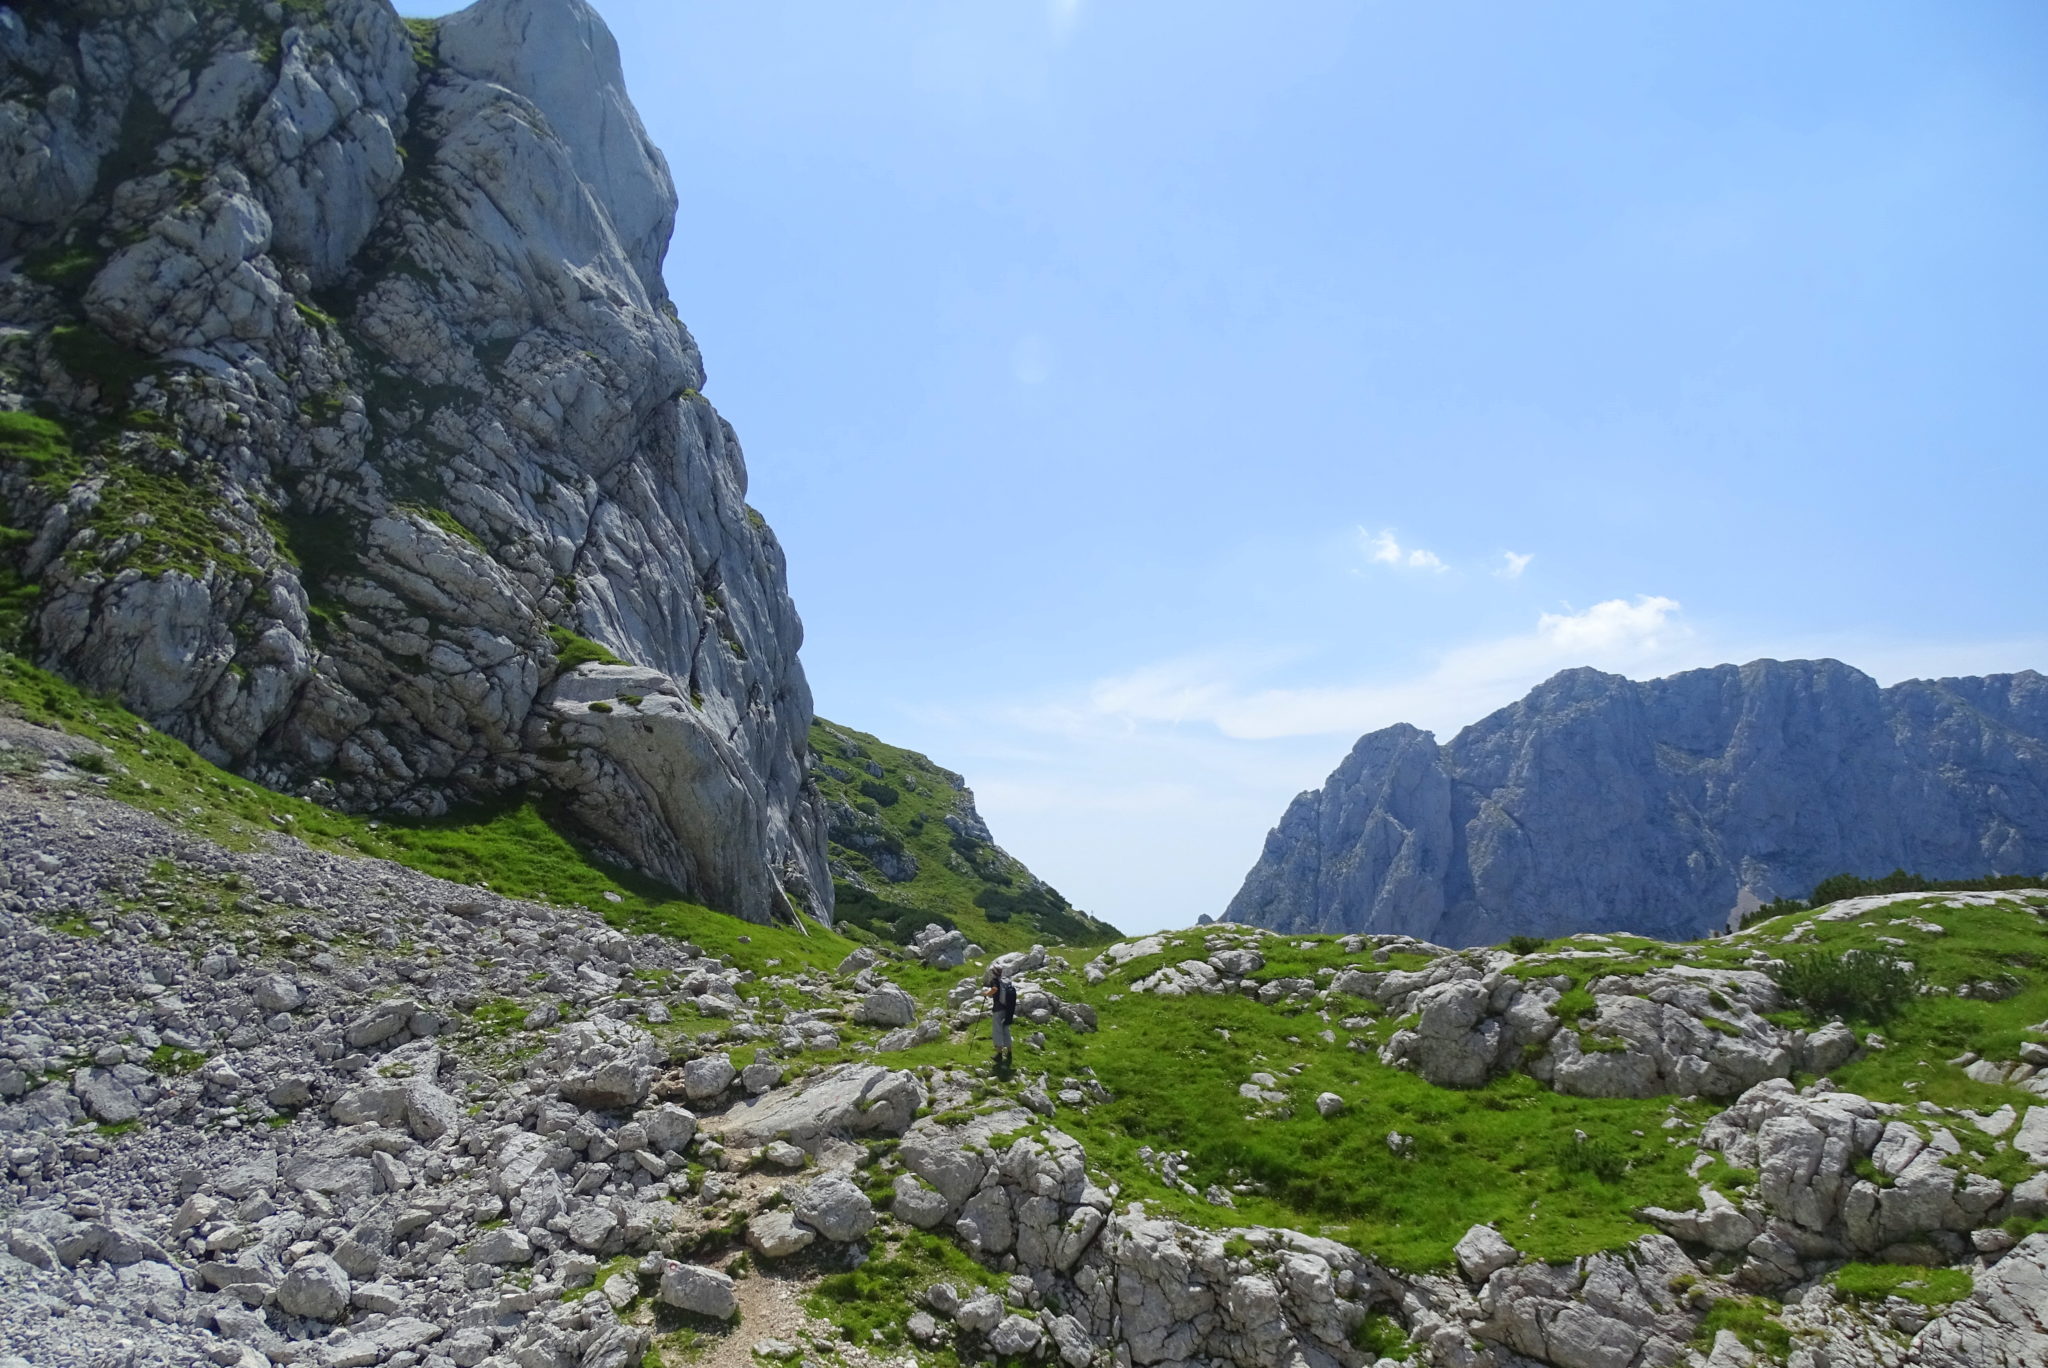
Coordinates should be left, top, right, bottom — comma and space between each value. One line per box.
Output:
984, 965, 1017, 1068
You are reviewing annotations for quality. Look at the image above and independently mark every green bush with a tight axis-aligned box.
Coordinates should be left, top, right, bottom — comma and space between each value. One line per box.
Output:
1809, 869, 2043, 909
1770, 948, 1922, 1023
1560, 1134, 1629, 1183
1503, 934, 1547, 955
1738, 896, 1808, 928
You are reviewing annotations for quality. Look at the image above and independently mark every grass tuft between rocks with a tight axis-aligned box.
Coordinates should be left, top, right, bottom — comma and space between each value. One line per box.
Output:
1830, 1262, 1973, 1309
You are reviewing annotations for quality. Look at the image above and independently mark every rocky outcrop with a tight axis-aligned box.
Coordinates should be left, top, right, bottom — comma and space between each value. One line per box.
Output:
5, 731, 2048, 1368
0, 0, 827, 923
1228, 660, 2048, 943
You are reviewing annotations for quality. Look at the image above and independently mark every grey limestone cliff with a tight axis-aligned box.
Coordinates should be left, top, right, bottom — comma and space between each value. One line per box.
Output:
1227, 659, 2048, 943
0, 0, 829, 922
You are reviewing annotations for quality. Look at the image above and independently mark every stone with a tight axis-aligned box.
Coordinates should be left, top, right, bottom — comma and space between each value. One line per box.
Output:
1453, 1224, 1518, 1282
657, 1261, 737, 1319
911, 923, 971, 968
791, 1173, 875, 1242
276, 1253, 351, 1321
836, 947, 883, 976
72, 1068, 140, 1125
988, 1314, 1043, 1356
464, 1229, 533, 1265
251, 974, 305, 1012
682, 1053, 735, 1100
745, 1209, 815, 1259
345, 999, 418, 1049
2014, 1107, 2048, 1165
442, 1330, 494, 1368
955, 1293, 1004, 1334
893, 1173, 953, 1229
853, 983, 917, 1028
761, 1140, 806, 1169
1049, 1313, 1095, 1367
638, 1104, 698, 1153
1314, 1092, 1345, 1117
704, 1063, 926, 1147
544, 1020, 660, 1110
567, 1206, 618, 1251
1208, 948, 1264, 977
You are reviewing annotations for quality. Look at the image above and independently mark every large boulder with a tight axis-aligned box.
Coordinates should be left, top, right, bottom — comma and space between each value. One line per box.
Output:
277, 1253, 351, 1321
538, 1020, 659, 1110
657, 1262, 736, 1319
703, 1064, 926, 1148
746, 1210, 815, 1259
853, 984, 917, 1028
791, 1174, 876, 1243
911, 923, 971, 968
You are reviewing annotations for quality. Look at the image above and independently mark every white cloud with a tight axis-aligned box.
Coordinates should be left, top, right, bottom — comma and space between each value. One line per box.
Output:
1536, 595, 1681, 653
1497, 550, 1534, 579
1021, 595, 1692, 742
1362, 527, 1446, 572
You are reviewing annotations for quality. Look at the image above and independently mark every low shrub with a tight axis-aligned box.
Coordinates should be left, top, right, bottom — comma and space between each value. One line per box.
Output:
1559, 1134, 1629, 1183
1770, 948, 1921, 1023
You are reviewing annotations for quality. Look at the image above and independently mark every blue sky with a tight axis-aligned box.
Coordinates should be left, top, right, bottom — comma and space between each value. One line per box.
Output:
407, 0, 2048, 933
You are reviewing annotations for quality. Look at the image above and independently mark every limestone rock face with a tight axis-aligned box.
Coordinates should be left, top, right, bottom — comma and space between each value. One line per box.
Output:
1228, 660, 2048, 943
0, 0, 828, 925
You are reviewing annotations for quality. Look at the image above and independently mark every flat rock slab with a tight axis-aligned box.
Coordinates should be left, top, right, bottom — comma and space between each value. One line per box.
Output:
702, 1064, 924, 1148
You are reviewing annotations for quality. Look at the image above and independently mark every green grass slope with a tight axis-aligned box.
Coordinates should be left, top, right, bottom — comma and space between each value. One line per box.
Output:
0, 652, 858, 975
806, 892, 2048, 1274
810, 716, 1119, 954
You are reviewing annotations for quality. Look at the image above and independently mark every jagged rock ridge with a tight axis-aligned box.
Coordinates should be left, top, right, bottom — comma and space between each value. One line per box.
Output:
1228, 659, 2048, 943
811, 716, 1121, 951
0, 0, 828, 923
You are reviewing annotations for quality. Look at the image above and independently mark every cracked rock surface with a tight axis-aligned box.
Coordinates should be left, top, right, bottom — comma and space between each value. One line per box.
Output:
0, 0, 827, 925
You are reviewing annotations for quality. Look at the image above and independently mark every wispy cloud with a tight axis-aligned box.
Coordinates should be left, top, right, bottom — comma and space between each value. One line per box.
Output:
1362, 527, 1447, 572
1018, 595, 1691, 742
1497, 550, 1534, 579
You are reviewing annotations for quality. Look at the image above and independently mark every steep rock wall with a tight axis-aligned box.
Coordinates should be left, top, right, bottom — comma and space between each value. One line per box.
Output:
0, 0, 829, 922
1227, 659, 2048, 943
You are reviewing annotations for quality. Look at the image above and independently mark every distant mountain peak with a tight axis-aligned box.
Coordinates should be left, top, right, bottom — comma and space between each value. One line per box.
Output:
1226, 658, 2048, 943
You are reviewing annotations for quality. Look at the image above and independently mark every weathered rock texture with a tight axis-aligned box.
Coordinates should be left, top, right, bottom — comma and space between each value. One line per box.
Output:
1228, 660, 2048, 943
0, 0, 827, 923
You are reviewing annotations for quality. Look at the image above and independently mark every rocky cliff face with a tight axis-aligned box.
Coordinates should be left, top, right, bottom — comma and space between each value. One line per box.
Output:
1228, 659, 2048, 943
0, 0, 829, 922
